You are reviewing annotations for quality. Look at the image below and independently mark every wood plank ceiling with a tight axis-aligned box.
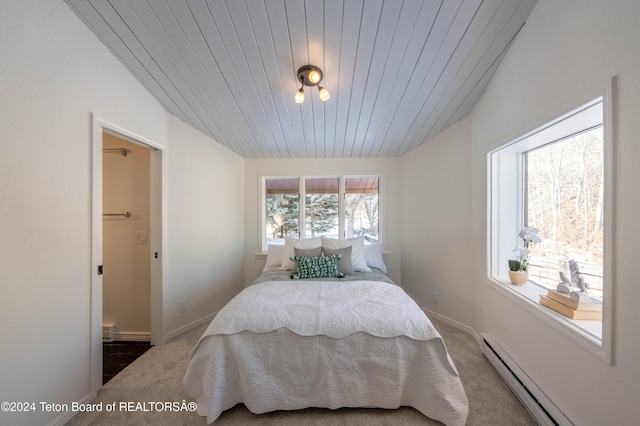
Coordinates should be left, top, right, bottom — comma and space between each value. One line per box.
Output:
65, 0, 537, 158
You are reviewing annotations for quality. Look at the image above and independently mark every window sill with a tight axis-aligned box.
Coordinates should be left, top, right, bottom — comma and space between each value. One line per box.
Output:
486, 277, 608, 363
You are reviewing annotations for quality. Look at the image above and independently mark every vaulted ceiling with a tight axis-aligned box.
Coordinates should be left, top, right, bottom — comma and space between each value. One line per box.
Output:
65, 0, 537, 158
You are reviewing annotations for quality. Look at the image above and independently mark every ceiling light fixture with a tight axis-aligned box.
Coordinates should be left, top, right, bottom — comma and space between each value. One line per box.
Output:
295, 65, 330, 103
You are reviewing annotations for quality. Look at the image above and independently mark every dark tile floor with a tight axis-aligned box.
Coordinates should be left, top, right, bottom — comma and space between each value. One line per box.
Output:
103, 341, 152, 384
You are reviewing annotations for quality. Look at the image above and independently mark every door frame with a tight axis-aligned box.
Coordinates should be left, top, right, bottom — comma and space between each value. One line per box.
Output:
91, 115, 165, 397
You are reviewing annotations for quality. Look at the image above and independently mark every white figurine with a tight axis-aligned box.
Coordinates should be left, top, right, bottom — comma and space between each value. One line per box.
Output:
570, 275, 595, 303
556, 271, 579, 294
577, 275, 590, 293
568, 260, 581, 286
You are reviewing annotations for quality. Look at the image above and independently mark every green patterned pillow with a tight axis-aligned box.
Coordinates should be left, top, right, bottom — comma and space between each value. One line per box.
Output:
290, 253, 344, 280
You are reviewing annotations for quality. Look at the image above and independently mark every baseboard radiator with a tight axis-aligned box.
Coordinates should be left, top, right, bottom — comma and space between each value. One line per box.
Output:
481, 333, 572, 426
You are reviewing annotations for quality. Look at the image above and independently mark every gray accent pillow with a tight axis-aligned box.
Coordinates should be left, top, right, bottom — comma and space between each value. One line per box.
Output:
323, 246, 354, 275
294, 246, 323, 258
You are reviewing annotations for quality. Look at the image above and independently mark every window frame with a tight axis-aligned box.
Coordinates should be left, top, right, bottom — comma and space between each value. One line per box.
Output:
260, 174, 382, 251
487, 82, 613, 364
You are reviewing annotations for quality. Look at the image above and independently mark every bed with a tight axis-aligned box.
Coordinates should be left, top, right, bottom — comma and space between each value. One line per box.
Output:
183, 237, 469, 425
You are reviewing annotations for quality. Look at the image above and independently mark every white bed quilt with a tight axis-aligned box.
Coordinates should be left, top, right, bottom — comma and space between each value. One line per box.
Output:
183, 280, 469, 425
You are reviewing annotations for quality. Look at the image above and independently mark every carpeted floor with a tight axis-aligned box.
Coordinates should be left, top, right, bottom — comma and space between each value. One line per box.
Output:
68, 317, 536, 425
103, 341, 152, 385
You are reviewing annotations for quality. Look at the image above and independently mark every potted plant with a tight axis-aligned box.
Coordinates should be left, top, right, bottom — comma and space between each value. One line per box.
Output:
508, 227, 541, 285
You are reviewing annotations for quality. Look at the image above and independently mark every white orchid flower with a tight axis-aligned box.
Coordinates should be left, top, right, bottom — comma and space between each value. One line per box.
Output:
510, 227, 541, 274
512, 247, 530, 257
528, 234, 542, 244
519, 227, 541, 245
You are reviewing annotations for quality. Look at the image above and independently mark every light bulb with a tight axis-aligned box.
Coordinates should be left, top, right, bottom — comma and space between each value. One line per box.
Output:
295, 88, 305, 103
318, 86, 330, 102
308, 70, 321, 84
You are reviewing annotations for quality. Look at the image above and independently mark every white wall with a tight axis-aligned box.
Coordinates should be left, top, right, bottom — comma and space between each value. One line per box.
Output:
165, 115, 245, 337
0, 1, 244, 425
469, 0, 640, 424
4, 0, 638, 425
244, 158, 403, 286
401, 117, 474, 324
103, 134, 151, 340
0, 2, 167, 425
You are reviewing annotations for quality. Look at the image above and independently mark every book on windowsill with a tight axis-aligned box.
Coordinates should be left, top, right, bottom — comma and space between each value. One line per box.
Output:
539, 295, 602, 321
546, 289, 602, 311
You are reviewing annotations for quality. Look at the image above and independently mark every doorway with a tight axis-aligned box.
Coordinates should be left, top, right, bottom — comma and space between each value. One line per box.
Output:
91, 116, 164, 397
102, 134, 152, 383
102, 134, 151, 341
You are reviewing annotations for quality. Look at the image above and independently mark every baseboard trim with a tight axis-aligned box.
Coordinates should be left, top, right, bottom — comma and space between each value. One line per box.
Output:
48, 394, 90, 426
421, 307, 482, 343
112, 331, 151, 342
165, 312, 217, 341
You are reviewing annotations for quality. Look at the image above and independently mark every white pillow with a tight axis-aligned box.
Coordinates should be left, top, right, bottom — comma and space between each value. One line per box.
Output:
280, 237, 323, 271
263, 245, 285, 272
321, 236, 371, 272
364, 243, 387, 274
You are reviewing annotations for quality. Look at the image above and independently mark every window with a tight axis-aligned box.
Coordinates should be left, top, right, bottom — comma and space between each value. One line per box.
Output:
488, 92, 612, 362
345, 177, 379, 241
525, 126, 604, 298
265, 178, 299, 244
263, 176, 380, 248
305, 178, 339, 239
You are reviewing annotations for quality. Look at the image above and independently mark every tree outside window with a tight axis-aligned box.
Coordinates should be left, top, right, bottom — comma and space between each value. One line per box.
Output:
305, 178, 339, 238
525, 126, 604, 298
345, 177, 379, 241
265, 178, 299, 244
264, 176, 380, 245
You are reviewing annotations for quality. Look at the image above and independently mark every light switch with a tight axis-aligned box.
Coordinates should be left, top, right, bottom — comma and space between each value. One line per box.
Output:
135, 231, 147, 244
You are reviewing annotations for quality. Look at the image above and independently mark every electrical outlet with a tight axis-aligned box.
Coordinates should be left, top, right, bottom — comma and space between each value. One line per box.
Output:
179, 300, 187, 314
432, 291, 439, 305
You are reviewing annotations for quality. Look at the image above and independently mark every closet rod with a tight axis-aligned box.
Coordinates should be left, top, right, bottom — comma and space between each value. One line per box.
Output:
103, 211, 131, 218
103, 148, 132, 156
